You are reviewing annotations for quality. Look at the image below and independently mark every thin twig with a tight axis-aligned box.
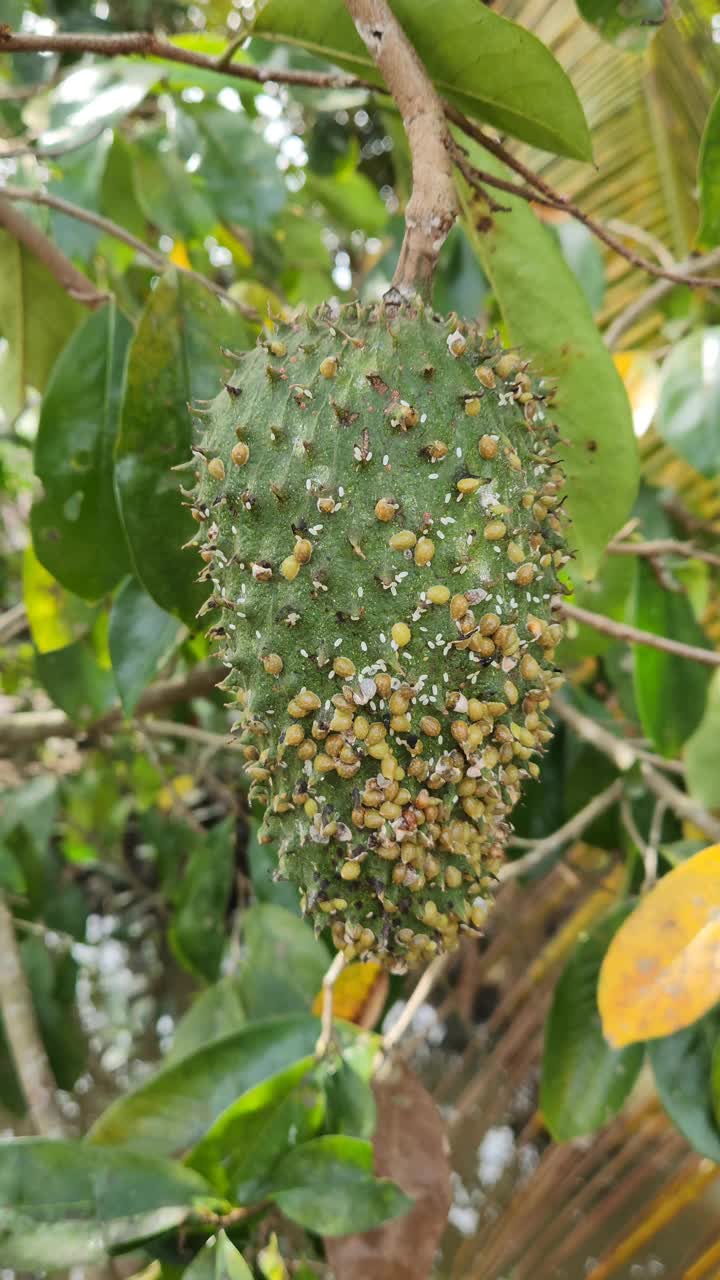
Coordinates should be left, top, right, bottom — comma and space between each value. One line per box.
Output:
140, 717, 242, 750
381, 953, 448, 1053
552, 697, 685, 776
555, 598, 720, 668
315, 951, 347, 1058
0, 184, 257, 318
640, 762, 720, 843
604, 246, 720, 348
0, 193, 109, 309
0, 893, 65, 1135
0, 603, 28, 645
645, 798, 667, 889
500, 779, 625, 881
608, 538, 720, 571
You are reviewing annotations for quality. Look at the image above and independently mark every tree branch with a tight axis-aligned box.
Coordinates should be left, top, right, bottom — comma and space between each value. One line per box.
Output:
608, 537, 720, 571
0, 184, 257, 318
0, 194, 109, 309
0, 893, 65, 1135
640, 762, 720, 844
500, 779, 625, 881
604, 246, 720, 347
342, 0, 457, 298
552, 697, 685, 776
555, 599, 720, 668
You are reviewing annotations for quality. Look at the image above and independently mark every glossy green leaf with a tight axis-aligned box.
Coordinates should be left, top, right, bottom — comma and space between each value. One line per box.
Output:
255, 0, 592, 161
31, 305, 132, 600
541, 903, 644, 1140
109, 577, 183, 714
685, 670, 720, 812
184, 1231, 253, 1280
649, 1009, 720, 1162
265, 1135, 413, 1237
40, 61, 160, 149
0, 1138, 213, 1269
575, 0, 666, 50
237, 904, 329, 1018
114, 271, 252, 625
188, 108, 287, 231
35, 637, 116, 723
631, 558, 710, 757
0, 229, 84, 418
87, 1013, 322, 1154
169, 820, 235, 982
459, 151, 637, 577
697, 89, 720, 248
168, 979, 247, 1065
656, 328, 720, 476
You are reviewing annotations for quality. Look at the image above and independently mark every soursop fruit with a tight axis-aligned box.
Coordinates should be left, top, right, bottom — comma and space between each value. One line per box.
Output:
188, 300, 568, 971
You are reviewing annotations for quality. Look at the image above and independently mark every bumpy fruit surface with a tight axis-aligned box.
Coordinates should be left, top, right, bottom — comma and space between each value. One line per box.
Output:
189, 301, 568, 971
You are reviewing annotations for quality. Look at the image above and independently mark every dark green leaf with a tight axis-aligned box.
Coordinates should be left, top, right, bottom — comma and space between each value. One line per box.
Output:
109, 577, 183, 714
0, 1138, 214, 1269
656, 328, 720, 476
541, 903, 644, 1139
87, 1014, 322, 1154
631, 558, 710, 756
169, 820, 235, 982
246, 817, 299, 912
35, 637, 116, 723
265, 1135, 412, 1237
685, 671, 720, 812
183, 1231, 253, 1280
324, 1054, 377, 1140
649, 1010, 720, 1162
459, 150, 637, 577
40, 62, 160, 150
114, 271, 253, 625
697, 89, 720, 248
168, 979, 247, 1064
237, 904, 329, 1018
255, 0, 592, 160
31, 304, 132, 600
575, 0, 666, 50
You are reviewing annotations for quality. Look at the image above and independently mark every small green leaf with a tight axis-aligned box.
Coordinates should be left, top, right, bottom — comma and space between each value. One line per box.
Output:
631, 558, 710, 757
40, 61, 160, 149
656, 328, 720, 476
265, 1135, 413, 1237
255, 0, 592, 161
237, 904, 330, 1018
649, 1010, 720, 1162
169, 820, 235, 982
541, 903, 644, 1140
575, 0, 666, 50
697, 90, 720, 248
31, 304, 132, 600
0, 1138, 213, 1269
87, 1014, 322, 1154
167, 979, 246, 1065
114, 271, 253, 625
459, 150, 637, 577
109, 577, 183, 714
685, 670, 720, 812
184, 1231, 253, 1280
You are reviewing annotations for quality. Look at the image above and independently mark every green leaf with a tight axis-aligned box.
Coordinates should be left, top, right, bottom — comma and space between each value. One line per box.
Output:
109, 577, 183, 714
169, 820, 235, 982
697, 89, 720, 248
40, 61, 160, 149
562, 553, 635, 662
0, 229, 84, 418
168, 978, 246, 1064
575, 0, 666, 50
22, 546, 98, 654
541, 903, 644, 1140
459, 151, 637, 577
0, 1138, 214, 1269
184, 1231, 253, 1280
685, 670, 720, 812
656, 328, 720, 476
304, 168, 388, 238
31, 304, 132, 600
649, 1010, 720, 1162
35, 637, 116, 723
114, 271, 253, 625
237, 904, 329, 1018
554, 222, 605, 314
87, 1013, 322, 1154
265, 1135, 413, 1237
48, 134, 112, 263
188, 108, 287, 231
246, 817, 299, 912
631, 558, 710, 757
131, 131, 216, 240
254, 0, 592, 161
324, 1057, 377, 1140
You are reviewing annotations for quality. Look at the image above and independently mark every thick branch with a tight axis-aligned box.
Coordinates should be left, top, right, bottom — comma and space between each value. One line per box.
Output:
342, 0, 457, 297
556, 599, 720, 668
0, 194, 108, 309
0, 894, 65, 1135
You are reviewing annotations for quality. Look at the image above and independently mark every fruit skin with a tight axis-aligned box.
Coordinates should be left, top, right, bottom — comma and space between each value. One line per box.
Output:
188, 300, 568, 971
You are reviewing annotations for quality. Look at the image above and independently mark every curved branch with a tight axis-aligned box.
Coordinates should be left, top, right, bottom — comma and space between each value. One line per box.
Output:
556, 599, 720, 668
0, 194, 108, 309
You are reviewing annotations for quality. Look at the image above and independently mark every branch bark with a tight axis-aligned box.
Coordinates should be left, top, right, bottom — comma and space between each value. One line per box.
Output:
555, 599, 720, 668
608, 538, 720, 571
0, 194, 108, 309
500, 779, 625, 881
0, 894, 65, 1135
342, 0, 457, 298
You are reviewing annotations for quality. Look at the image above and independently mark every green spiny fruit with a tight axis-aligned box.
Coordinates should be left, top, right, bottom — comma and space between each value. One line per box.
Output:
188, 300, 568, 972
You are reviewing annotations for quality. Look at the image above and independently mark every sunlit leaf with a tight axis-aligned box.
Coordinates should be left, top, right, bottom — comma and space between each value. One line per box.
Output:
40, 62, 161, 150
183, 1230, 253, 1280
22, 546, 97, 654
697, 89, 720, 249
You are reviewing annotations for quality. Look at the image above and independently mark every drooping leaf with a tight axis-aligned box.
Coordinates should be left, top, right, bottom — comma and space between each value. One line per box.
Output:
31, 304, 132, 600
40, 61, 161, 149
649, 1010, 720, 1162
237, 904, 330, 1018
541, 903, 644, 1140
167, 978, 246, 1065
114, 271, 253, 625
87, 1014, 322, 1154
183, 1231, 253, 1280
685, 670, 720, 813
697, 89, 720, 249
109, 577, 183, 714
254, 0, 592, 161
656, 328, 720, 476
169, 820, 235, 982
599, 845, 720, 1047
458, 151, 637, 577
0, 1138, 214, 1269
630, 558, 710, 757
264, 1135, 413, 1237
575, 0, 666, 50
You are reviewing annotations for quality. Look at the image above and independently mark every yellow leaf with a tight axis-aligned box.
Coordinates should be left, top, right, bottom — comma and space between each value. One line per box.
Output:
612, 350, 659, 437
169, 241, 191, 269
598, 845, 720, 1047
312, 960, 388, 1027
157, 773, 196, 812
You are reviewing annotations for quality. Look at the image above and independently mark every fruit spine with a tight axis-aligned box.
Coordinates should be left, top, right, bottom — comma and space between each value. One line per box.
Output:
188, 301, 568, 971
